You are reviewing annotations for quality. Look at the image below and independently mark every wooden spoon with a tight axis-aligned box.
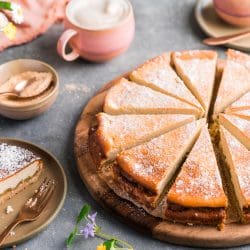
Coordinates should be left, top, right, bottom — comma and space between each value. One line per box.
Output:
203, 30, 250, 46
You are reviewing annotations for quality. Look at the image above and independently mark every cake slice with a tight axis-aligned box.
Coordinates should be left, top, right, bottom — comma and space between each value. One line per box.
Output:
172, 50, 217, 115
0, 143, 43, 204
129, 53, 203, 112
229, 110, 250, 121
103, 78, 202, 117
99, 119, 205, 210
219, 114, 250, 150
220, 126, 250, 223
214, 49, 250, 114
166, 126, 228, 226
225, 92, 250, 114
90, 112, 195, 163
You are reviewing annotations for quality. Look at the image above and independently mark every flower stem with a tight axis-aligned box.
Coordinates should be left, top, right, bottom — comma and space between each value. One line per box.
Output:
95, 229, 133, 250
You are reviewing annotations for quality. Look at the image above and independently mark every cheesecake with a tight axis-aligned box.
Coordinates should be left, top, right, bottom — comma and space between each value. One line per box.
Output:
220, 126, 250, 223
103, 78, 202, 117
214, 49, 250, 114
172, 50, 217, 115
0, 143, 43, 204
225, 92, 250, 114
229, 110, 250, 121
129, 53, 203, 112
90, 112, 195, 163
99, 119, 205, 210
166, 126, 228, 226
219, 114, 250, 150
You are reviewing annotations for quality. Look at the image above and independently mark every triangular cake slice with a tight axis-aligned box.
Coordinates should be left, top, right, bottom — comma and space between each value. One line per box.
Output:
99, 119, 205, 210
90, 112, 195, 163
104, 78, 202, 117
129, 53, 203, 112
172, 50, 217, 115
229, 110, 250, 121
214, 49, 250, 114
220, 126, 250, 223
166, 126, 228, 226
225, 92, 250, 114
0, 143, 43, 204
219, 114, 250, 150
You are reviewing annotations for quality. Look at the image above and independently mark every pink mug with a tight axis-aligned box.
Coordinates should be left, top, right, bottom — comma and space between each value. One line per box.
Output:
57, 0, 135, 62
213, 0, 250, 27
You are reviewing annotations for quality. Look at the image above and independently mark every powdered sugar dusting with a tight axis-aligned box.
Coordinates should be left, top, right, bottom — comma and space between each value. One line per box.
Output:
226, 114, 250, 138
117, 119, 204, 192
131, 54, 200, 107
98, 113, 193, 154
214, 58, 250, 113
0, 143, 39, 179
168, 127, 226, 204
174, 56, 216, 110
106, 79, 193, 111
222, 127, 250, 200
229, 92, 250, 109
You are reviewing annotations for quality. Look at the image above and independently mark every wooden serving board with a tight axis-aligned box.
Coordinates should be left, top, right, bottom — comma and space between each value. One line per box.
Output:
74, 80, 250, 248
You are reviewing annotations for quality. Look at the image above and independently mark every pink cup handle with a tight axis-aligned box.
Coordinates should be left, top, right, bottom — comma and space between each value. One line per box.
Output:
57, 29, 80, 61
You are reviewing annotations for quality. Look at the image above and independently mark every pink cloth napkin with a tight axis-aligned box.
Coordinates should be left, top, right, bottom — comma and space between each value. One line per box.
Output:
0, 0, 68, 52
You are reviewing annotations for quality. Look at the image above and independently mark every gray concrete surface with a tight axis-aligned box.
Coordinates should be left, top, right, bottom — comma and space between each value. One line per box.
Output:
0, 0, 243, 249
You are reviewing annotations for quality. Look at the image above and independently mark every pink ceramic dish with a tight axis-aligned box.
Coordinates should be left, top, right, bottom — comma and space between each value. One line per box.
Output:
213, 0, 250, 27
57, 0, 135, 62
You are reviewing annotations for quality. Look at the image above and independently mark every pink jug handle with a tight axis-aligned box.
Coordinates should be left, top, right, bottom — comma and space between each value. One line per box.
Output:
57, 29, 80, 61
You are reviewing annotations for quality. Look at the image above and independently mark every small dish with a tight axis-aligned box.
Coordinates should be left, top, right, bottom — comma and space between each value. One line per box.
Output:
195, 0, 250, 52
0, 59, 59, 120
0, 138, 67, 248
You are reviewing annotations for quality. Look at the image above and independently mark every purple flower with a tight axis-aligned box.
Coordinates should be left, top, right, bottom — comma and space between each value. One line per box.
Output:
87, 212, 97, 224
80, 223, 95, 239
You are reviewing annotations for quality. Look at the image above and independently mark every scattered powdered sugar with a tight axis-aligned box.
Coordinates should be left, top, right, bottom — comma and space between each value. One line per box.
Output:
64, 83, 91, 94
0, 143, 39, 179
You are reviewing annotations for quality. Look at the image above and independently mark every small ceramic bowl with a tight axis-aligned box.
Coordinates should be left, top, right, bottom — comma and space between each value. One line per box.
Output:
213, 0, 250, 27
0, 59, 59, 120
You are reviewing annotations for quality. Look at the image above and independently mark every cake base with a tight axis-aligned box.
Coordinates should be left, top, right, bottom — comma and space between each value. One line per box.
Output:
74, 80, 250, 248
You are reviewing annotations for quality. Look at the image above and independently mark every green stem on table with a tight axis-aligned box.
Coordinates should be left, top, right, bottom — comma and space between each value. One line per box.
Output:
0, 1, 12, 10
95, 227, 133, 250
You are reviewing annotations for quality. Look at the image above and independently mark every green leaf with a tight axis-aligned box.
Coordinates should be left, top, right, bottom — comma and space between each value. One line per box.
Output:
103, 239, 118, 250
0, 1, 12, 10
77, 204, 91, 224
66, 227, 78, 247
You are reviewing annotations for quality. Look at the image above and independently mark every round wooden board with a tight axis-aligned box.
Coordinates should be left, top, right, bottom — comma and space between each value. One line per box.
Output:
74, 80, 250, 248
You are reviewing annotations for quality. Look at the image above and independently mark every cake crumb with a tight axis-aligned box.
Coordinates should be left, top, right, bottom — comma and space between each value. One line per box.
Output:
6, 205, 14, 214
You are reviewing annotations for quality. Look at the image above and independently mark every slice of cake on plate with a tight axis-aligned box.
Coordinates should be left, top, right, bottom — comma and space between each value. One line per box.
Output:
214, 49, 250, 114
90, 112, 195, 164
172, 50, 217, 116
103, 78, 202, 118
219, 114, 250, 150
166, 126, 228, 227
0, 143, 43, 204
99, 119, 205, 212
129, 53, 203, 113
225, 92, 250, 114
220, 126, 250, 223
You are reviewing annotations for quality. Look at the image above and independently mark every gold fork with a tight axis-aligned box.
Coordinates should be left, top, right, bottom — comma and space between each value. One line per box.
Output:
0, 178, 56, 246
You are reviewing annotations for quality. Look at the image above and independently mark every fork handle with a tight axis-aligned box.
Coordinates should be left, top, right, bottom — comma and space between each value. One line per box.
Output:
0, 219, 24, 246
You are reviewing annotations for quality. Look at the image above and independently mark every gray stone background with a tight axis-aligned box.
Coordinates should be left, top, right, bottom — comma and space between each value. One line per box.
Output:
0, 0, 244, 249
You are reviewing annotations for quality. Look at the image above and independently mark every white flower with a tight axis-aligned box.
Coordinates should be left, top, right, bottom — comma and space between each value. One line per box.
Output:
0, 12, 8, 31
11, 3, 23, 24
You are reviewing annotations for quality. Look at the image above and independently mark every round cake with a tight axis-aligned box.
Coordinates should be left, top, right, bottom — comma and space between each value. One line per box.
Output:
75, 49, 250, 246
